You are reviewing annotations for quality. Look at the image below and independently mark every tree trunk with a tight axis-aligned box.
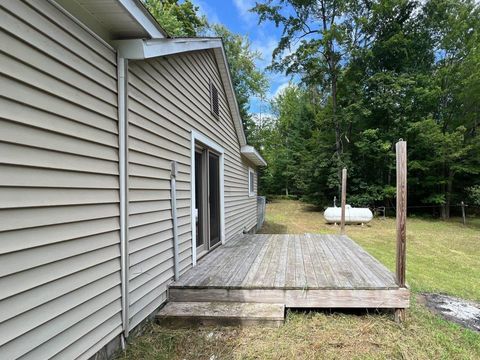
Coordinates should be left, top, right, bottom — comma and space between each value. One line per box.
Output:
441, 161, 447, 220
444, 170, 454, 219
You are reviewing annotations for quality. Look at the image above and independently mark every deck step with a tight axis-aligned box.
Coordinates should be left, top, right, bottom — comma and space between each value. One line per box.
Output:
156, 302, 285, 328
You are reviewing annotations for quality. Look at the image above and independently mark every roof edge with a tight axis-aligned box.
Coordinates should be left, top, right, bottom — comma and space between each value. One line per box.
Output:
241, 146, 267, 167
113, 37, 224, 59
118, 0, 168, 38
113, 37, 248, 147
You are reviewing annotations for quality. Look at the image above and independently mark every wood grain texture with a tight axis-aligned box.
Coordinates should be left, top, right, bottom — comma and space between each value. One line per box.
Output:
396, 141, 407, 287
170, 234, 409, 309
340, 168, 347, 234
172, 234, 401, 291
156, 301, 285, 324
169, 288, 410, 308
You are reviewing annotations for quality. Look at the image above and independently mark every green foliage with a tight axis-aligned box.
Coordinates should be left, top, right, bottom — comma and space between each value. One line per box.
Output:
253, 0, 480, 215
143, 0, 206, 36
467, 185, 480, 206
253, 0, 372, 178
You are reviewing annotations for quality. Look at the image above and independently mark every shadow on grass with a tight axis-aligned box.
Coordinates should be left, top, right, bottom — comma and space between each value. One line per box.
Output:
288, 307, 393, 318
302, 203, 324, 212
257, 221, 287, 234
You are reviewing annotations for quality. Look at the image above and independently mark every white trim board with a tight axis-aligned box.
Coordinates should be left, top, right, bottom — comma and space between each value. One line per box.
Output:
190, 130, 225, 267
241, 145, 267, 166
248, 168, 256, 197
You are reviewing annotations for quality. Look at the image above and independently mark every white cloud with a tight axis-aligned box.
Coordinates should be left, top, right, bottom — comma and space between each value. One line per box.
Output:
272, 82, 291, 98
193, 0, 220, 25
251, 36, 278, 68
232, 0, 257, 27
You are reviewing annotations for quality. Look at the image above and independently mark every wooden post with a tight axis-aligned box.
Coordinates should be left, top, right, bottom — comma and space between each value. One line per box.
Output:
461, 201, 466, 225
340, 168, 347, 235
395, 140, 407, 323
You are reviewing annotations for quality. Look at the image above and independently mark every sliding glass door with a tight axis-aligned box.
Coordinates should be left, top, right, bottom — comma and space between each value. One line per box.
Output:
194, 150, 205, 254
194, 145, 221, 258
208, 152, 220, 247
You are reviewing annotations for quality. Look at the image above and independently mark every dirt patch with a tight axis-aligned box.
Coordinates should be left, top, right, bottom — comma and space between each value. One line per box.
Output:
419, 293, 480, 332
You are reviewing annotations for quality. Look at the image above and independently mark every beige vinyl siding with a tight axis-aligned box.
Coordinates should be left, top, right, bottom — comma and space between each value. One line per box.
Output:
0, 1, 122, 359
127, 49, 257, 327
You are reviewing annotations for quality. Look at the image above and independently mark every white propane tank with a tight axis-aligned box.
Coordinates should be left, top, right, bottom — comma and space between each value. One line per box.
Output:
324, 205, 373, 224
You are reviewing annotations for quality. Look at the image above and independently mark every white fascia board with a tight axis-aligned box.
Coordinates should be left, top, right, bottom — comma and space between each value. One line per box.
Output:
143, 38, 223, 58
113, 38, 223, 59
241, 145, 267, 167
113, 39, 146, 59
118, 0, 166, 38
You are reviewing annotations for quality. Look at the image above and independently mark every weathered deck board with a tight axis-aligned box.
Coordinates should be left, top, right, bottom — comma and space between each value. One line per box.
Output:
171, 234, 409, 309
273, 234, 289, 287
169, 288, 410, 308
173, 234, 400, 290
156, 301, 285, 327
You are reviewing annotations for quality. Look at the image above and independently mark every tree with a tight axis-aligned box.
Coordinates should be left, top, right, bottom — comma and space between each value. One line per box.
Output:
258, 85, 317, 197
143, 0, 206, 36
254, 0, 480, 216
252, 0, 372, 186
421, 0, 480, 217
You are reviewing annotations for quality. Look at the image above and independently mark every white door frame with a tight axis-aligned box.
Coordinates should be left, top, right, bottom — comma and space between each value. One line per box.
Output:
190, 130, 225, 266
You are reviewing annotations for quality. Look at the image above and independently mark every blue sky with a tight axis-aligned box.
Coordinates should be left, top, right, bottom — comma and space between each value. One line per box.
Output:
192, 0, 293, 114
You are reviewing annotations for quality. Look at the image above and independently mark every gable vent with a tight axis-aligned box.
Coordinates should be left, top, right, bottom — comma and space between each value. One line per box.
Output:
210, 82, 219, 118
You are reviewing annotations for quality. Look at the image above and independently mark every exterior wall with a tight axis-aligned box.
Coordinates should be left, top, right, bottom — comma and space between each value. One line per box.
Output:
0, 1, 259, 358
0, 1, 123, 359
127, 49, 258, 328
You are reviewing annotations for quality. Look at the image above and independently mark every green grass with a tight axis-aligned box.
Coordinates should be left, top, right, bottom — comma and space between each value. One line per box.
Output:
117, 200, 480, 360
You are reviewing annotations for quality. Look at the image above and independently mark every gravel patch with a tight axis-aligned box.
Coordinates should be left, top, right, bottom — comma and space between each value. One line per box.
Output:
420, 293, 480, 332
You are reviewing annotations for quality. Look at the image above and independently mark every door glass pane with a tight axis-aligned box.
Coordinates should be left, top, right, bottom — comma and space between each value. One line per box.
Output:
195, 151, 204, 247
209, 152, 221, 247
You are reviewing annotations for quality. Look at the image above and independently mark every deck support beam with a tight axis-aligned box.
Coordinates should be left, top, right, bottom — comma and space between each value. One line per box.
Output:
169, 288, 410, 309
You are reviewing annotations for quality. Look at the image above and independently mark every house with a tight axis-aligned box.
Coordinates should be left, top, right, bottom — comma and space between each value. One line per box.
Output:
0, 0, 266, 358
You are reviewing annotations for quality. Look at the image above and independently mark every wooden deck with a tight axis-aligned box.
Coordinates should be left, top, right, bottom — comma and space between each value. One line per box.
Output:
169, 234, 409, 308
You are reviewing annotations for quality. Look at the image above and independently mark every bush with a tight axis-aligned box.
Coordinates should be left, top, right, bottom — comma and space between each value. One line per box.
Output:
467, 185, 480, 206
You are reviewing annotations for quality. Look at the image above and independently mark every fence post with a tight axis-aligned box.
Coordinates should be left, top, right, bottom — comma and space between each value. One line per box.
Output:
340, 168, 347, 235
461, 201, 466, 225
395, 140, 407, 323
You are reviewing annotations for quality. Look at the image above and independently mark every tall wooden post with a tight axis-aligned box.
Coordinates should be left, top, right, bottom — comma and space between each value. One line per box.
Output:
395, 140, 407, 322
340, 168, 347, 235
461, 201, 466, 225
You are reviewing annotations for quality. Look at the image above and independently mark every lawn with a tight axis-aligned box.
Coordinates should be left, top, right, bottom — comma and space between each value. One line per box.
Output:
261, 200, 480, 301
117, 200, 480, 360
